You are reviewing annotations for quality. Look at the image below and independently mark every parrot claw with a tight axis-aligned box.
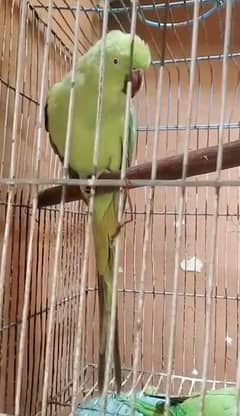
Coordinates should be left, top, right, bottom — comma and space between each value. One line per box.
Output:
80, 170, 112, 204
112, 217, 132, 239
124, 177, 133, 222
80, 185, 91, 204
80, 170, 109, 203
111, 180, 134, 239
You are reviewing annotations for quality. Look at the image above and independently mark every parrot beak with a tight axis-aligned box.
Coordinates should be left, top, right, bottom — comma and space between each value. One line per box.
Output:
122, 69, 143, 97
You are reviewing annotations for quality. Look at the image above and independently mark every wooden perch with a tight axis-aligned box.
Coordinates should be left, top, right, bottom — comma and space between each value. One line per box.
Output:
37, 140, 240, 208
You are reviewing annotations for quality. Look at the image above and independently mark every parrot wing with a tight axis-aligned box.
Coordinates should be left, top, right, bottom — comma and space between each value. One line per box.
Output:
45, 101, 79, 179
176, 387, 240, 416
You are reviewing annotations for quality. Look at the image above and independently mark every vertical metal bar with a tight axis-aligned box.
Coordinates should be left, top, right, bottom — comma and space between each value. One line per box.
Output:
16, 5, 29, 179
92, 7, 109, 174
164, 0, 200, 406
101, 0, 138, 397
132, 68, 165, 392
0, 0, 13, 179
41, 1, 82, 414
130, 0, 171, 398
236, 52, 240, 410
236, 217, 240, 416
14, 2, 54, 415
0, 0, 27, 336
200, 2, 233, 415
70, 1, 110, 413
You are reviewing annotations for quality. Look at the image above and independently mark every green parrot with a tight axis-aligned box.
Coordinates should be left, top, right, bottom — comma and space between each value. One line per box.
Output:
74, 387, 240, 416
45, 30, 151, 393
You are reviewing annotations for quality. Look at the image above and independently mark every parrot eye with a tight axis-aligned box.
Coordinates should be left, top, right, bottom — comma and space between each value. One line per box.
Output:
113, 58, 119, 65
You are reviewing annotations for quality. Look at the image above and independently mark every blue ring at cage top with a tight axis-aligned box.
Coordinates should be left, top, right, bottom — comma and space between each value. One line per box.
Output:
98, 0, 225, 29
138, 0, 224, 28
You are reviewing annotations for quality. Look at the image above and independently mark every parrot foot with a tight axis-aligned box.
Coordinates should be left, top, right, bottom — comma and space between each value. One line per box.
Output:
80, 170, 111, 203
112, 179, 133, 239
112, 217, 132, 239
80, 185, 91, 204
124, 177, 133, 222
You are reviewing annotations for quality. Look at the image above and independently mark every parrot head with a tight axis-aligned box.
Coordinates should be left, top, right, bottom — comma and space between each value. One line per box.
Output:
84, 30, 151, 98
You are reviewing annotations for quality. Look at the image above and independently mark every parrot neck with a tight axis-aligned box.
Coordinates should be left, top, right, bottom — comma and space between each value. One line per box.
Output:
69, 59, 129, 112
75, 74, 127, 113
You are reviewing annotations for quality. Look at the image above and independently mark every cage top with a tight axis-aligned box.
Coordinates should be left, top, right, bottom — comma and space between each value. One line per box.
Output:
29, 1, 240, 65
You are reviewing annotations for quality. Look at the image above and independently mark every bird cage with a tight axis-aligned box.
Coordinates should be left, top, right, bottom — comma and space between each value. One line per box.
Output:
0, 0, 240, 415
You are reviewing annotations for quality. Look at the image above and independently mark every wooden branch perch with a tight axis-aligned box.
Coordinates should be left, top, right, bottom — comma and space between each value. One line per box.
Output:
37, 140, 240, 208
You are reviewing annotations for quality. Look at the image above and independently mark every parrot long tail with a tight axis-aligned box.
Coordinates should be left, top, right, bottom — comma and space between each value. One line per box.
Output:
97, 267, 121, 393
93, 193, 122, 393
